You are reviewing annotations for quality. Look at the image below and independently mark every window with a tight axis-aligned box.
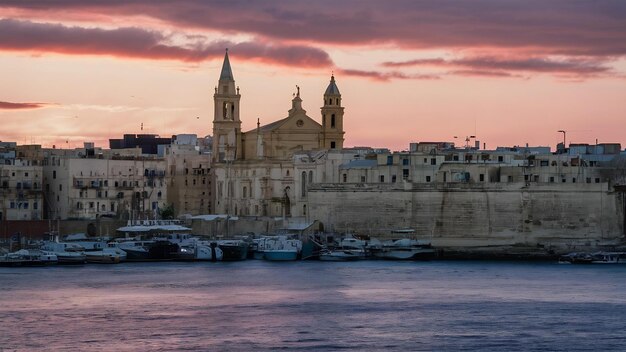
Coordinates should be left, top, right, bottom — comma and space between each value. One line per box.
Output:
301, 172, 306, 197
498, 156, 504, 162
59, 184, 62, 191
402, 158, 409, 166
387, 156, 393, 165
33, 202, 38, 210
586, 177, 591, 183
392, 175, 397, 183
309, 171, 313, 184
330, 141, 336, 149
562, 178, 566, 183
342, 174, 347, 182
550, 176, 555, 183
402, 169, 409, 180
431, 158, 436, 165
157, 191, 162, 199
380, 175, 385, 182
331, 114, 336, 128
360, 176, 366, 183
89, 202, 94, 209
480, 174, 485, 182
25, 172, 28, 177
572, 177, 576, 183
10, 201, 15, 209
53, 170, 56, 179
426, 176, 431, 182
243, 186, 248, 198
595, 178, 600, 183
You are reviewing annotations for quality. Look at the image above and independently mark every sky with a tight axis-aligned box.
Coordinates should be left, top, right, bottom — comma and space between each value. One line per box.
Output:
0, 1, 625, 151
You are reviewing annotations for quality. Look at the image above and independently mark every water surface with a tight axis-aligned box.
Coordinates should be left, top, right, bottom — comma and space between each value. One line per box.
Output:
2, 261, 626, 351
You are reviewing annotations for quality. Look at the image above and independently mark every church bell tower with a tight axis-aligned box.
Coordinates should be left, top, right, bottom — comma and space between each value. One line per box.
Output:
321, 75, 345, 150
212, 49, 242, 162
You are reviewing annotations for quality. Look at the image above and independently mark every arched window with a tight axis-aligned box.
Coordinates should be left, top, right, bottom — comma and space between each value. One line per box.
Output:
301, 172, 307, 197
331, 114, 336, 128
336, 98, 339, 105
286, 170, 290, 177
303, 204, 307, 215
243, 186, 247, 198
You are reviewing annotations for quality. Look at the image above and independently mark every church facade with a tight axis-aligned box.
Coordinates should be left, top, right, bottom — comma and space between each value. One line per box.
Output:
211, 51, 346, 217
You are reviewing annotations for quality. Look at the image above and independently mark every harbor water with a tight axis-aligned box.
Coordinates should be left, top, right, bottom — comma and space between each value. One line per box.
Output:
2, 261, 626, 351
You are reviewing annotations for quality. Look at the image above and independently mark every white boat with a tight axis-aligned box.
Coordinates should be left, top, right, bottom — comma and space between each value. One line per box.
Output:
590, 252, 626, 264
40, 241, 86, 264
253, 236, 302, 261
375, 238, 436, 260
85, 249, 123, 264
112, 240, 153, 261
0, 249, 58, 266
319, 235, 379, 261
318, 248, 367, 261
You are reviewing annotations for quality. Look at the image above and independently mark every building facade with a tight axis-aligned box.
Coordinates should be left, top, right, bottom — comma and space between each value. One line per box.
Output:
211, 51, 346, 217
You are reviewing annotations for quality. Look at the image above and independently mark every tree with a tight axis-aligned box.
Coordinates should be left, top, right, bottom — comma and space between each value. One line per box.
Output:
159, 203, 175, 220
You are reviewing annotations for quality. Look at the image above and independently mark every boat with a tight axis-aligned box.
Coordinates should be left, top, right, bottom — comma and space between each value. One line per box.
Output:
319, 235, 380, 261
0, 249, 58, 267
40, 241, 86, 264
112, 239, 179, 261
590, 252, 626, 264
84, 249, 122, 264
375, 238, 436, 260
253, 236, 302, 261
318, 247, 368, 261
558, 252, 594, 264
216, 240, 248, 261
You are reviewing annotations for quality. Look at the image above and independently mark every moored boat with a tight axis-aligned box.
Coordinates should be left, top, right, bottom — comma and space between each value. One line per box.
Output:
0, 249, 58, 267
217, 240, 248, 261
253, 236, 302, 261
375, 238, 436, 260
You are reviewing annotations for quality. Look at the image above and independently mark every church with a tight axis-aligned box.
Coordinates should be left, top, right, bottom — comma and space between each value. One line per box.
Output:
211, 50, 346, 217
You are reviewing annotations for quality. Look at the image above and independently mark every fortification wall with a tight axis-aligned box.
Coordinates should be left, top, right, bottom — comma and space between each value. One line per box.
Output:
308, 182, 626, 256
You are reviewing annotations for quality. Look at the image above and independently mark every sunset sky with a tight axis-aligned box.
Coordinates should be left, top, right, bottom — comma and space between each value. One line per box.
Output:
1, 1, 625, 151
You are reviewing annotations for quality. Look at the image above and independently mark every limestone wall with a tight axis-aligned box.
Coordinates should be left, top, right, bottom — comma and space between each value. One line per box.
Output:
308, 182, 626, 254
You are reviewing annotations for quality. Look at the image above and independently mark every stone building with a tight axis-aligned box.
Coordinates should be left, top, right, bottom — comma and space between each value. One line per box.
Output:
0, 152, 44, 221
211, 51, 346, 217
43, 153, 167, 220
164, 138, 212, 217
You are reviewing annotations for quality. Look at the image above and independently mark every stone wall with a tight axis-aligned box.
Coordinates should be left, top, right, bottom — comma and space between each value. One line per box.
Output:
308, 182, 626, 255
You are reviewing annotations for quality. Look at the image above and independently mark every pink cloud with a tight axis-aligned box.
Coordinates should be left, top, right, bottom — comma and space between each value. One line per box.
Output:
0, 100, 53, 109
382, 56, 612, 78
2, 1, 625, 56
337, 68, 440, 81
0, 19, 333, 67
